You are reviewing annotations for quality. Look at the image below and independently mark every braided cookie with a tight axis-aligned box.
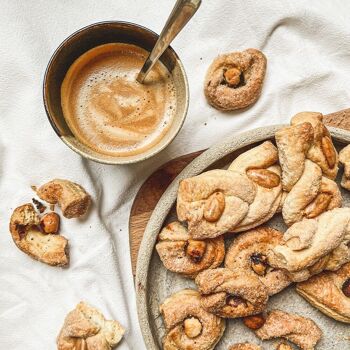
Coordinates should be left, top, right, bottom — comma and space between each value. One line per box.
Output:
248, 310, 322, 350
281, 160, 341, 226
177, 169, 256, 239
57, 302, 125, 350
339, 144, 350, 190
269, 208, 350, 281
227, 141, 283, 232
276, 112, 341, 226
297, 262, 350, 323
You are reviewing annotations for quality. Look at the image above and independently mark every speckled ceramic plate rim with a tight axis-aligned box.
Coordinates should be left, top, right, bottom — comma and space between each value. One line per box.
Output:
135, 124, 350, 350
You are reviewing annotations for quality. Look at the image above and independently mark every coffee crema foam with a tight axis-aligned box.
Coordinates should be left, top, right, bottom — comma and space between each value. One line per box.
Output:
61, 43, 176, 156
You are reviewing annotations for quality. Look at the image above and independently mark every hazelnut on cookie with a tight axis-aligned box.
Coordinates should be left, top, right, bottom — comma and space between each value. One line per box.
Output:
160, 289, 225, 350
156, 221, 225, 278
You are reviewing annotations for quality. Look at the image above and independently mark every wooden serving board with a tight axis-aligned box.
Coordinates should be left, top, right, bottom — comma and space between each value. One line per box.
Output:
129, 108, 350, 276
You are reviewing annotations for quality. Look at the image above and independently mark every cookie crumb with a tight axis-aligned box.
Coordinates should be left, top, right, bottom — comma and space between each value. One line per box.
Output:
32, 198, 46, 213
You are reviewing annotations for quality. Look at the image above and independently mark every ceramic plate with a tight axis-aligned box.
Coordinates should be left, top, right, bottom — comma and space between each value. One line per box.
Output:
136, 125, 350, 349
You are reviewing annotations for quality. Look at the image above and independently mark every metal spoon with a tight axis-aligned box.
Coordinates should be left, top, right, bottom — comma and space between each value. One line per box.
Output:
136, 0, 201, 83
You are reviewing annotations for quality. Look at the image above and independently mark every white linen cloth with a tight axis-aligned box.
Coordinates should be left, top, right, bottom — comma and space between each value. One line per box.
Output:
0, 0, 349, 349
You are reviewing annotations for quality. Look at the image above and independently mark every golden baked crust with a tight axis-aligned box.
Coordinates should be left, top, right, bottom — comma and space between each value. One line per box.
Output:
281, 160, 341, 226
229, 344, 262, 350
177, 142, 282, 238
291, 112, 338, 179
57, 302, 125, 350
37, 179, 91, 218
275, 122, 314, 192
276, 112, 340, 225
254, 310, 322, 350
195, 268, 268, 318
156, 221, 225, 278
275, 342, 293, 350
204, 49, 266, 111
160, 289, 225, 350
277, 112, 338, 186
297, 262, 350, 323
177, 169, 256, 239
339, 144, 350, 190
227, 141, 283, 232
9, 204, 68, 266
225, 227, 291, 296
269, 208, 350, 281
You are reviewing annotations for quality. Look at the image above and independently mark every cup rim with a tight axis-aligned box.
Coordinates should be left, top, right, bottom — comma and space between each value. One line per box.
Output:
43, 20, 189, 165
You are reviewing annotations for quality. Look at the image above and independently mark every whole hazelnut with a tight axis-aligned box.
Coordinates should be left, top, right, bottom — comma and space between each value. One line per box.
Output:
243, 314, 266, 330
183, 317, 202, 338
40, 212, 60, 234
250, 253, 268, 276
224, 67, 242, 86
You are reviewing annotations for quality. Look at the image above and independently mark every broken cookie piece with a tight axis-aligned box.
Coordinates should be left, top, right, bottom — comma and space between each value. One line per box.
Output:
57, 301, 125, 350
36, 179, 91, 219
254, 310, 322, 350
9, 204, 68, 266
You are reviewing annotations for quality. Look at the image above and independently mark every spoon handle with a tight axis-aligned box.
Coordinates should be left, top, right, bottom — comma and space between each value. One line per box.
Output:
137, 0, 201, 83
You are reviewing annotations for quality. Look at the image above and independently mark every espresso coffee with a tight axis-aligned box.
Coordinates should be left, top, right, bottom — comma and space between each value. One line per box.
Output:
61, 43, 176, 157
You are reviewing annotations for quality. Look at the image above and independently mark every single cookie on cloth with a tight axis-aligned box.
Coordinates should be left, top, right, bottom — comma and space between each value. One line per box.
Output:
244, 310, 322, 350
297, 262, 350, 323
156, 221, 225, 278
9, 203, 68, 266
57, 302, 125, 350
177, 169, 256, 239
268, 208, 350, 282
225, 227, 291, 296
339, 144, 350, 190
195, 268, 268, 318
204, 48, 266, 111
160, 289, 225, 350
227, 141, 283, 232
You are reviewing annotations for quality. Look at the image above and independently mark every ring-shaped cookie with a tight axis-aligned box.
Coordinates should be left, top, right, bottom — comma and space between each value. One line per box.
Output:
225, 227, 291, 296
156, 221, 225, 278
160, 289, 225, 350
204, 49, 267, 111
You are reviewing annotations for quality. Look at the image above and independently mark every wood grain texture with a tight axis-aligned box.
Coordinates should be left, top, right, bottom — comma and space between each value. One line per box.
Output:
129, 150, 203, 275
129, 109, 350, 276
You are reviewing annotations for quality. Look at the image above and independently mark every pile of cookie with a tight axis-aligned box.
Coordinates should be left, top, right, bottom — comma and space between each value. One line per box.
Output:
9, 179, 126, 349
156, 112, 350, 350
